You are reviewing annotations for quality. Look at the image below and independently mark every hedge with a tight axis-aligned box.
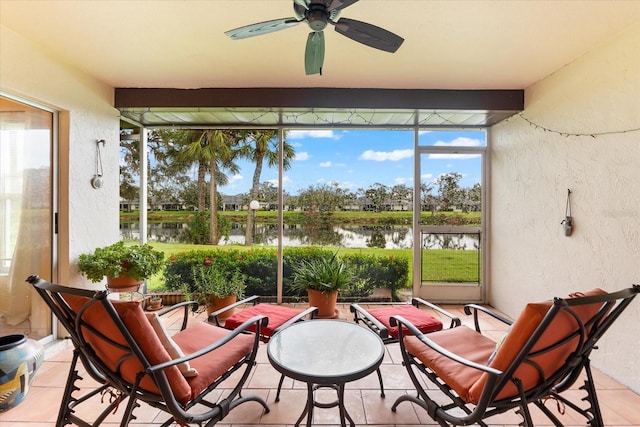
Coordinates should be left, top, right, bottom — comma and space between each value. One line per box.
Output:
163, 247, 409, 300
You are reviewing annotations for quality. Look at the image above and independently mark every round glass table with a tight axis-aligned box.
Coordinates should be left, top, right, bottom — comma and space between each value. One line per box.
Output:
267, 319, 385, 427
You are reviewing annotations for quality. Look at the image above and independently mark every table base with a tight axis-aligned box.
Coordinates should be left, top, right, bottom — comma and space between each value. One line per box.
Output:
296, 382, 354, 427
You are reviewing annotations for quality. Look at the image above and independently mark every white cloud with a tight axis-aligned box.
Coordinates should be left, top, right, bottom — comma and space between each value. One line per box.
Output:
320, 161, 332, 167
429, 153, 480, 159
433, 137, 482, 147
228, 173, 243, 183
295, 152, 310, 161
393, 176, 413, 185
360, 149, 413, 161
288, 130, 339, 139
267, 176, 292, 188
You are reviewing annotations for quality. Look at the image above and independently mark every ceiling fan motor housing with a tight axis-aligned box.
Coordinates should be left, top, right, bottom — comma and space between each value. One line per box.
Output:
306, 3, 330, 31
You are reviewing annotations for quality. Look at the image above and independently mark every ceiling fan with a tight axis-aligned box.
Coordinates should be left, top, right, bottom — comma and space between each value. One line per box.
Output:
224, 0, 404, 75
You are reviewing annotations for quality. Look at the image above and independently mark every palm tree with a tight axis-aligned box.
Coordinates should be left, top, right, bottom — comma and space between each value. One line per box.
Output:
238, 130, 295, 245
180, 130, 241, 244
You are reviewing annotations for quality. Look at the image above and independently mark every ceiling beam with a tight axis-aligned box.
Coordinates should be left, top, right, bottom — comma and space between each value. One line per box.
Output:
114, 87, 524, 111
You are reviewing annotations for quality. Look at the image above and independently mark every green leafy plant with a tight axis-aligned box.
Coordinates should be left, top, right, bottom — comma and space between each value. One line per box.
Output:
78, 241, 165, 282
291, 251, 351, 294
184, 265, 246, 308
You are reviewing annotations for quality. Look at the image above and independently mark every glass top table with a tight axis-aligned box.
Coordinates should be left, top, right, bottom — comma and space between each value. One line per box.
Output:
267, 319, 385, 427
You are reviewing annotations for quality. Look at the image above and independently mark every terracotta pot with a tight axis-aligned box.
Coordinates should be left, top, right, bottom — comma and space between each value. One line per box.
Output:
307, 289, 339, 318
106, 274, 142, 292
206, 295, 237, 320
148, 298, 162, 311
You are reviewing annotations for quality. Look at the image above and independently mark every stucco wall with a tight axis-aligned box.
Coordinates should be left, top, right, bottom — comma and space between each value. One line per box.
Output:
490, 24, 640, 392
0, 24, 120, 288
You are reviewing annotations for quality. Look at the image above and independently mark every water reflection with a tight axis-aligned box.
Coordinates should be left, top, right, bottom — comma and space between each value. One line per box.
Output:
120, 222, 478, 249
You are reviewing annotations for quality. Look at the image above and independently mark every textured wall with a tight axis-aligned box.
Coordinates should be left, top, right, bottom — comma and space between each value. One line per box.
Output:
0, 24, 120, 288
490, 24, 640, 392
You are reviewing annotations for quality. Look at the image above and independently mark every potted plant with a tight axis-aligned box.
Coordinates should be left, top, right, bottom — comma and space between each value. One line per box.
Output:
78, 241, 165, 291
291, 252, 351, 318
147, 295, 163, 310
184, 265, 246, 319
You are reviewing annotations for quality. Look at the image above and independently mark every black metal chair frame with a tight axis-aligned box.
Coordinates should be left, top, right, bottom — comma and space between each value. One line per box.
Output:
390, 285, 640, 427
350, 297, 461, 397
28, 275, 270, 427
207, 294, 318, 402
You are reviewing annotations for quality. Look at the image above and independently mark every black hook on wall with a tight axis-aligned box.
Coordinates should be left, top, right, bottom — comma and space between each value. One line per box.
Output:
561, 189, 573, 236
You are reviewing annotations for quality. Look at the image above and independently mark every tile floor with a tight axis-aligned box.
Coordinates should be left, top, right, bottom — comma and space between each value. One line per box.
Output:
2, 303, 639, 426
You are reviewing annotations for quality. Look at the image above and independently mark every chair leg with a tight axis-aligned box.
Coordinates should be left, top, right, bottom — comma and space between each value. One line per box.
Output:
513, 378, 534, 427
580, 358, 605, 427
56, 350, 82, 427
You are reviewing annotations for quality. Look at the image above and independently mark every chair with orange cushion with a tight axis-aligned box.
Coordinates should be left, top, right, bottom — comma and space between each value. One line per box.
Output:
350, 297, 461, 396
28, 275, 270, 427
208, 295, 317, 401
390, 286, 639, 427
208, 295, 317, 343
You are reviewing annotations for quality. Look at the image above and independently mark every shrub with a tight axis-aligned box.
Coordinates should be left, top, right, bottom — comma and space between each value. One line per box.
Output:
162, 247, 409, 299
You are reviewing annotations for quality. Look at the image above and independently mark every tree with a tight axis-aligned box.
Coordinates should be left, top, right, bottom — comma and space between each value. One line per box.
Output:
390, 183, 412, 210
297, 182, 348, 214
436, 172, 462, 211
181, 130, 241, 244
238, 130, 295, 245
365, 183, 389, 213
420, 181, 437, 214
119, 165, 138, 210
257, 182, 279, 207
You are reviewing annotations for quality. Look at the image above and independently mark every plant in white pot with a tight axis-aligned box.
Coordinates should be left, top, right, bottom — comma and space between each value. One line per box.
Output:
291, 252, 351, 318
78, 241, 165, 291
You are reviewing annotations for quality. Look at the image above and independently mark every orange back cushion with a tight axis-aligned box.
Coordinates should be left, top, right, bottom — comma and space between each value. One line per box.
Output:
65, 294, 191, 405
468, 288, 606, 403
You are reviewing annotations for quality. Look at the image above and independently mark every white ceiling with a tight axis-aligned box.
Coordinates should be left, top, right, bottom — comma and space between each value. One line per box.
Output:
2, 0, 639, 91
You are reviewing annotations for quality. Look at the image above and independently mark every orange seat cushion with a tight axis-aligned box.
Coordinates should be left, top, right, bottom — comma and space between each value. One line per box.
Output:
367, 305, 443, 339
404, 325, 496, 401
171, 321, 255, 400
64, 295, 191, 405
223, 304, 303, 338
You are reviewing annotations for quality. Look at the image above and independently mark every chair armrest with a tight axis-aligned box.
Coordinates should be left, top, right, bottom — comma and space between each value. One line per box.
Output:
463, 304, 512, 333
207, 295, 261, 325
412, 297, 462, 328
272, 306, 318, 335
391, 315, 502, 376
148, 314, 268, 372
350, 303, 390, 340
156, 301, 200, 331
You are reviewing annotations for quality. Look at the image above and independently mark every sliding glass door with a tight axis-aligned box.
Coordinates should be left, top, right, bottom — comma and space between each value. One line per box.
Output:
0, 94, 55, 340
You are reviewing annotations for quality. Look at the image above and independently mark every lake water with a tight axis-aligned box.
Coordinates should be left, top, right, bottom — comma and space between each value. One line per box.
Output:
120, 222, 480, 250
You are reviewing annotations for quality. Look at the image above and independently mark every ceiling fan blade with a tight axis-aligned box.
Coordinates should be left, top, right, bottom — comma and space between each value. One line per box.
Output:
325, 0, 359, 12
225, 18, 300, 40
294, 0, 310, 9
305, 31, 325, 75
333, 18, 404, 52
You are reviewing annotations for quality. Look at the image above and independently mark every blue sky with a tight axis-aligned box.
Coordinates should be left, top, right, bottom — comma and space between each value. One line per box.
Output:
221, 129, 486, 196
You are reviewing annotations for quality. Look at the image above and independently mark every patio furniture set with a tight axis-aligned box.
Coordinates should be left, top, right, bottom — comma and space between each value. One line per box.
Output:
27, 275, 639, 427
